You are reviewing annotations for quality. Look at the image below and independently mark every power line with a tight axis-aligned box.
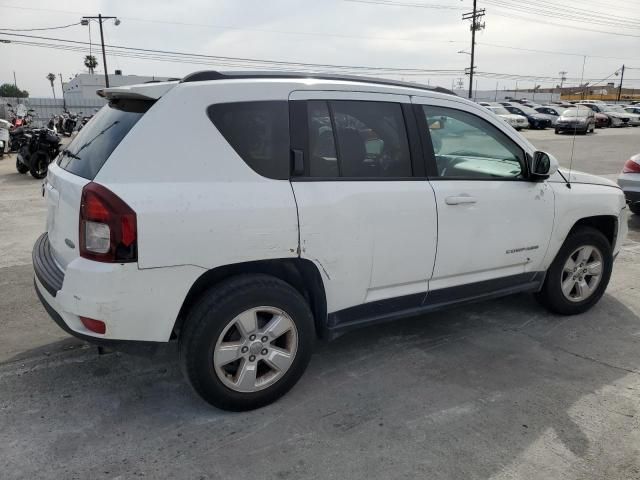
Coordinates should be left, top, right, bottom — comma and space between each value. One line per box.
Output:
477, 41, 640, 62
0, 21, 81, 31
343, 0, 464, 10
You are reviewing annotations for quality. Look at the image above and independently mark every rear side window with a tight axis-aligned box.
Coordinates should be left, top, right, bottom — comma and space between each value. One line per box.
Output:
58, 101, 150, 180
207, 101, 290, 180
306, 100, 412, 178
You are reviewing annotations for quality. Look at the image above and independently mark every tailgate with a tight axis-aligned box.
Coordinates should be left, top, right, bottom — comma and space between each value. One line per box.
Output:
45, 162, 90, 270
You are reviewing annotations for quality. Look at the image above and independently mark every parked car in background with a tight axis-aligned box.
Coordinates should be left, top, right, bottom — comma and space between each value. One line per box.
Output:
606, 106, 640, 126
618, 153, 640, 215
484, 104, 529, 130
540, 105, 609, 129
625, 106, 640, 115
502, 103, 555, 129
577, 102, 630, 127
554, 108, 596, 135
32, 72, 628, 411
535, 105, 564, 117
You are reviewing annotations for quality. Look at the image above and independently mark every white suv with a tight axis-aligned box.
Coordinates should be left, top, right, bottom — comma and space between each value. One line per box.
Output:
34, 72, 628, 411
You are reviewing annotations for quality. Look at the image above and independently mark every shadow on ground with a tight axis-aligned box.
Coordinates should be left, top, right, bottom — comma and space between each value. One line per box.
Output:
2, 292, 639, 479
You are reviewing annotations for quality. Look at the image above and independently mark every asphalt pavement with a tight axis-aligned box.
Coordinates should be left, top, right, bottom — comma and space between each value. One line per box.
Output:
1, 127, 639, 479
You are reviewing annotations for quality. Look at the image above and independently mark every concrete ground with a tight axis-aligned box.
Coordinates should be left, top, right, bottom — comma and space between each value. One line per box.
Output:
1, 127, 639, 479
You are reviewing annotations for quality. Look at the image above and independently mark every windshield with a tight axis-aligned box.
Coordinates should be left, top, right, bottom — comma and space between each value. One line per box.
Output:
606, 106, 625, 113
57, 102, 151, 180
562, 109, 587, 118
516, 105, 539, 115
488, 106, 511, 115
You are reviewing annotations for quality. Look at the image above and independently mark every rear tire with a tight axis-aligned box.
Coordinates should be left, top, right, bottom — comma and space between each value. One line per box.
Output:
536, 226, 613, 315
16, 158, 28, 174
180, 274, 315, 411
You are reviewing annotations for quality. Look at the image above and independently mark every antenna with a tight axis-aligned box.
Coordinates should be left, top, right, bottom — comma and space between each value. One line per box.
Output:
567, 55, 587, 189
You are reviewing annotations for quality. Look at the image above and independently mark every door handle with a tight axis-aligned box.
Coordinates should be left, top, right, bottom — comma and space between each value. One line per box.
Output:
445, 195, 477, 205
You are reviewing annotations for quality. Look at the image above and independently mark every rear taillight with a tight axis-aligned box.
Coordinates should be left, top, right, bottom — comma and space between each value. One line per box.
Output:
622, 156, 640, 174
79, 182, 137, 262
80, 316, 106, 334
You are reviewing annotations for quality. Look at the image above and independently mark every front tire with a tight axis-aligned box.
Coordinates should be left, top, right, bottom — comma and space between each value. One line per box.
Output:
180, 275, 315, 411
29, 153, 49, 179
536, 226, 613, 315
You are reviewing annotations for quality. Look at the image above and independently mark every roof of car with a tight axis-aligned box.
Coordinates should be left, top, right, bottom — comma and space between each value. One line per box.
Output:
179, 70, 457, 96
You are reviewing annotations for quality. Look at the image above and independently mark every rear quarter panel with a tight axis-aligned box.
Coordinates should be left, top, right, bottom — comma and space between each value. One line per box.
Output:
94, 81, 300, 270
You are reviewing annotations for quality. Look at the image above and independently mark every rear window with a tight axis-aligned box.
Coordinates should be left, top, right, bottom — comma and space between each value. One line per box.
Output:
207, 101, 290, 180
57, 100, 151, 180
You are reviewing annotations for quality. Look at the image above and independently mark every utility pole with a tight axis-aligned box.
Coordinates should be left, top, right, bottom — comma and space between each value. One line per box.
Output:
559, 71, 567, 89
462, 0, 485, 99
59, 73, 66, 111
617, 64, 625, 103
13, 71, 17, 88
81, 14, 120, 88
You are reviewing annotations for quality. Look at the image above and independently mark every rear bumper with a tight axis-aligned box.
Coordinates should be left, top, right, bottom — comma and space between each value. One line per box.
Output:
618, 174, 640, 207
32, 233, 206, 343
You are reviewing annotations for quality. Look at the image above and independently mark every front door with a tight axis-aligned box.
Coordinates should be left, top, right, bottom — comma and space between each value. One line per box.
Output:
412, 96, 555, 292
289, 91, 438, 314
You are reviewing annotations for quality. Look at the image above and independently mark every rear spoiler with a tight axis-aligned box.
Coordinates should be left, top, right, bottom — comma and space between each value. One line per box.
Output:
96, 81, 178, 101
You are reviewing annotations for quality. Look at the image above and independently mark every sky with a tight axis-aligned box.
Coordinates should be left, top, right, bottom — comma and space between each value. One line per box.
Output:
1, 0, 639, 98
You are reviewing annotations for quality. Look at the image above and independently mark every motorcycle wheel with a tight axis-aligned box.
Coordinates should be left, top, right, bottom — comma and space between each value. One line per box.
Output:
16, 158, 29, 174
29, 153, 49, 179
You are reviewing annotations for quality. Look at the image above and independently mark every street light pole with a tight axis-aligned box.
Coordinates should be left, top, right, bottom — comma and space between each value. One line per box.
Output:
82, 14, 120, 88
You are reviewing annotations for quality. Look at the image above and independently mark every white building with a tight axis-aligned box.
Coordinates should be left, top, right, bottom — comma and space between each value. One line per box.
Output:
63, 72, 174, 100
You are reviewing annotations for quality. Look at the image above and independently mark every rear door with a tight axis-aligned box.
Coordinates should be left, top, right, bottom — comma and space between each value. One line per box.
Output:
289, 91, 438, 314
46, 101, 151, 269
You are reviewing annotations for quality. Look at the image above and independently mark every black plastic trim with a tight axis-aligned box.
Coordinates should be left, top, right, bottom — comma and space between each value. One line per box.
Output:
32, 233, 64, 297
623, 190, 640, 206
180, 70, 456, 95
34, 279, 159, 355
327, 272, 545, 337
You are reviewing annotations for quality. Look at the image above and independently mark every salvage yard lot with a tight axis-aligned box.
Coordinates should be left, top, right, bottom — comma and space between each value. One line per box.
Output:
1, 127, 639, 479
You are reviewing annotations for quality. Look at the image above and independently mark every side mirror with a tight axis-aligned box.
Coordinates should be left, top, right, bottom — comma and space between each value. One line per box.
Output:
529, 151, 558, 180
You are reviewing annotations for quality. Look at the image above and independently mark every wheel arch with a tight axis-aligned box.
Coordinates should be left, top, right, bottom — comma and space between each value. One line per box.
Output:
569, 215, 618, 246
173, 258, 328, 339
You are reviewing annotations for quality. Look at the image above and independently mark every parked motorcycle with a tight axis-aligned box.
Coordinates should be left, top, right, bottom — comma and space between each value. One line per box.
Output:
56, 110, 78, 136
16, 128, 61, 179
9, 126, 32, 152
6, 103, 34, 128
0, 118, 10, 158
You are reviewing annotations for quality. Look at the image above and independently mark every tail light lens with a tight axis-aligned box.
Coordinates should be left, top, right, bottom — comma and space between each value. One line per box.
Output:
622, 156, 640, 174
79, 182, 137, 262
80, 316, 106, 334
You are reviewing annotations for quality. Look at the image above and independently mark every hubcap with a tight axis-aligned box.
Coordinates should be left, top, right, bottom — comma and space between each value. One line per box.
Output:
213, 306, 298, 393
560, 245, 603, 302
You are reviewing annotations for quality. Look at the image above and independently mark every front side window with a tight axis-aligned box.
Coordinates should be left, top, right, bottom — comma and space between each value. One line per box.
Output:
422, 106, 524, 179
306, 100, 412, 178
207, 101, 290, 180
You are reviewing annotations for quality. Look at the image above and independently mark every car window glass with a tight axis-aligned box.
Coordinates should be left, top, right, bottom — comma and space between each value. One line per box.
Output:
307, 100, 412, 178
307, 101, 338, 177
207, 101, 290, 180
423, 106, 524, 179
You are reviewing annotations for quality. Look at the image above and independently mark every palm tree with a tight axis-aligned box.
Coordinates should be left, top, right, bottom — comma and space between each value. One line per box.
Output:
46, 73, 56, 99
84, 55, 98, 75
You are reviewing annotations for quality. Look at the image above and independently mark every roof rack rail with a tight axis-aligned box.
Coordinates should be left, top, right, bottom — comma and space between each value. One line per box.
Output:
180, 70, 456, 96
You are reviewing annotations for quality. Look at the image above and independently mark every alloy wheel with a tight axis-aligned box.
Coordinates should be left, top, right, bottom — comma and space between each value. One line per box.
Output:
560, 245, 603, 302
213, 306, 298, 393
